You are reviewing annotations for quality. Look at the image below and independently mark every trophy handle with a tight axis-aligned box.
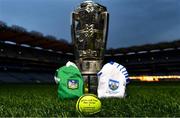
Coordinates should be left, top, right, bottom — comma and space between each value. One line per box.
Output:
71, 12, 76, 48
102, 12, 109, 51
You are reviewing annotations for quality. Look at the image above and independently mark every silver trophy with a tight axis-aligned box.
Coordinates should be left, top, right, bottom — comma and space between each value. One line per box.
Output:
71, 0, 109, 93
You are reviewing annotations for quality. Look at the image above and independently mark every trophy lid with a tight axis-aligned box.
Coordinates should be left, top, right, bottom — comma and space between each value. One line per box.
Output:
83, 0, 94, 3
75, 0, 107, 13
81, 0, 95, 7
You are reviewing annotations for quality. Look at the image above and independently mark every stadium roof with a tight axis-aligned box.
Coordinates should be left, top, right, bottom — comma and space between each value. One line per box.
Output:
106, 40, 180, 55
1, 20, 180, 55
0, 21, 73, 53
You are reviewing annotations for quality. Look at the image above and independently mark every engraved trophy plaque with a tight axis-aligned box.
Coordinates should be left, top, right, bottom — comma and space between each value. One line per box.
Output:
71, 0, 109, 93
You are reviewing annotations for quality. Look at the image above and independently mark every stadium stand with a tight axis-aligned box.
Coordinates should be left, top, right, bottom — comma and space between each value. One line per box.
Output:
0, 72, 23, 83
0, 21, 74, 83
0, 71, 55, 83
105, 41, 180, 76
1, 20, 180, 82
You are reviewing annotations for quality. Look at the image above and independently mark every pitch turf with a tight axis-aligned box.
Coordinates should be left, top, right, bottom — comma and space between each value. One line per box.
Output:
0, 82, 180, 117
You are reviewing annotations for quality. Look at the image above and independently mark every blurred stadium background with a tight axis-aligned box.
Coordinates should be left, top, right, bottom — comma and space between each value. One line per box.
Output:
1, 20, 180, 83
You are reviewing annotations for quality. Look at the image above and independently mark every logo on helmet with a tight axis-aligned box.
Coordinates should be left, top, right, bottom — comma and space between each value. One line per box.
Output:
108, 79, 119, 91
68, 80, 79, 89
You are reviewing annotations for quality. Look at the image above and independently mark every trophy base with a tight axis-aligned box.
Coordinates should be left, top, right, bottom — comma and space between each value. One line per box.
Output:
83, 74, 98, 94
76, 59, 102, 94
76, 59, 102, 75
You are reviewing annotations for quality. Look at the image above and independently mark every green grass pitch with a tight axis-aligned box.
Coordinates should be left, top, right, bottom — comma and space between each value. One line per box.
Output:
0, 82, 180, 117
